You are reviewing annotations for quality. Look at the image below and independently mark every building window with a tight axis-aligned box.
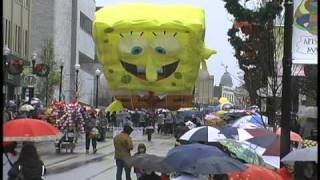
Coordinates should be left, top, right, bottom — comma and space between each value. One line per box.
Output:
8, 21, 12, 49
80, 12, 92, 35
4, 19, 8, 45
18, 26, 21, 54
15, 25, 18, 52
25, 30, 28, 57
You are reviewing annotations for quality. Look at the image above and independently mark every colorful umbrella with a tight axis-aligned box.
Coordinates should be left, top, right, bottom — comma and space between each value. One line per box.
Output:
105, 100, 124, 113
218, 139, 265, 166
4, 118, 62, 142
228, 164, 284, 180
276, 128, 303, 142
179, 126, 226, 143
232, 114, 268, 128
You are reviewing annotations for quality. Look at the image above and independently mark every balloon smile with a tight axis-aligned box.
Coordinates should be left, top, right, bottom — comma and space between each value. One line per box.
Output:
120, 60, 179, 81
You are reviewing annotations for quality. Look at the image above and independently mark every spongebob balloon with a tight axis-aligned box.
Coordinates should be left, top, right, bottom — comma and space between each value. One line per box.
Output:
93, 3, 215, 110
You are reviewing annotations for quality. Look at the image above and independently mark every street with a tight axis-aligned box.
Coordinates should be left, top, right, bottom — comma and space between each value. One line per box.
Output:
44, 134, 175, 180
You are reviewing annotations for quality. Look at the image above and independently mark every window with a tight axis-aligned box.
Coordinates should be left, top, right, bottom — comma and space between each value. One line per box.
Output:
18, 26, 21, 53
25, 30, 28, 57
80, 12, 92, 34
15, 25, 18, 52
8, 21, 12, 49
4, 19, 8, 45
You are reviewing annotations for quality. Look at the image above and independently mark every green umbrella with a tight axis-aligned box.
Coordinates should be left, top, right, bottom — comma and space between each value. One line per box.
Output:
105, 100, 124, 113
218, 139, 265, 166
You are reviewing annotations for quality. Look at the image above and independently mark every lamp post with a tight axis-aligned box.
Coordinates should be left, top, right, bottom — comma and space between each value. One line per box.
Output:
31, 53, 37, 74
26, 52, 37, 104
95, 68, 101, 108
3, 45, 10, 106
59, 62, 64, 101
74, 63, 80, 98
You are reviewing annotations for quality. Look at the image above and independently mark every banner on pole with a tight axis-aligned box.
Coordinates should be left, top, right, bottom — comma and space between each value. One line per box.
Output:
292, 0, 317, 64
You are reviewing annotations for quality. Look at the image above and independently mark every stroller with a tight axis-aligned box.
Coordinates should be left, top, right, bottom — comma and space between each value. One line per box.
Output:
55, 123, 77, 153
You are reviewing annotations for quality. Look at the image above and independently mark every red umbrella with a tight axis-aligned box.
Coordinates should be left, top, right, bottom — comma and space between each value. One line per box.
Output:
276, 128, 303, 142
4, 118, 62, 142
228, 164, 284, 180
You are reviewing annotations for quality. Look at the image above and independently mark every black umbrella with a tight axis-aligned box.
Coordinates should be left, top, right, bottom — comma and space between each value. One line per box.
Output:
163, 143, 247, 175
124, 153, 173, 173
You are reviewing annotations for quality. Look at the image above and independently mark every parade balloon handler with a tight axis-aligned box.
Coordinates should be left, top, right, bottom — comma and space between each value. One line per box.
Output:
114, 124, 134, 180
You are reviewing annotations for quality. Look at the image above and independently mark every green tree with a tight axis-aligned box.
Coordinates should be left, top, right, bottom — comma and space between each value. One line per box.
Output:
224, 0, 283, 127
37, 39, 60, 106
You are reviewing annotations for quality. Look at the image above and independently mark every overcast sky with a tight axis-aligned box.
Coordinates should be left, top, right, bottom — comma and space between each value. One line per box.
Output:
95, 0, 242, 87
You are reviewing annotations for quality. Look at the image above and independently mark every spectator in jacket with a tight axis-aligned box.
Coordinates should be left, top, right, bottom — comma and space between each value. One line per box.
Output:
85, 112, 99, 154
8, 143, 46, 180
114, 124, 134, 180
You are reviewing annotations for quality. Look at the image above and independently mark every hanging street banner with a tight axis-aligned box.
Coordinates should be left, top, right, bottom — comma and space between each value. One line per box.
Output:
292, 0, 318, 64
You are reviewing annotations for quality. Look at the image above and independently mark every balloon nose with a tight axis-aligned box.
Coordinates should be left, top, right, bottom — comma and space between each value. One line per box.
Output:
146, 59, 158, 82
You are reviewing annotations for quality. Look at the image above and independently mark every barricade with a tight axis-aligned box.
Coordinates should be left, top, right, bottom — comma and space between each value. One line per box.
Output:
112, 127, 144, 141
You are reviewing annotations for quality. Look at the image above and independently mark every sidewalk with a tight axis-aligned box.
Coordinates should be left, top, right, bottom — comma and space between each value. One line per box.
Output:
27, 133, 175, 175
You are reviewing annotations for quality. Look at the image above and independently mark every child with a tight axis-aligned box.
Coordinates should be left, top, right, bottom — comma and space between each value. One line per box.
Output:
134, 143, 147, 179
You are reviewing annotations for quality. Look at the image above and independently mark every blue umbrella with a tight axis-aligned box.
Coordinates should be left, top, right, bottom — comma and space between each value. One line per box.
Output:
232, 114, 268, 128
163, 143, 247, 175
219, 126, 239, 139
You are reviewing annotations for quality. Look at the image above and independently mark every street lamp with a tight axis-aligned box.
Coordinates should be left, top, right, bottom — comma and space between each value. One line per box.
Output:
31, 52, 37, 74
59, 61, 64, 101
95, 68, 101, 108
74, 63, 81, 97
3, 45, 10, 106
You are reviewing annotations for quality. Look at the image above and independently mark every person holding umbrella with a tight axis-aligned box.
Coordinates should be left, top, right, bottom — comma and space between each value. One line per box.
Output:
8, 143, 46, 180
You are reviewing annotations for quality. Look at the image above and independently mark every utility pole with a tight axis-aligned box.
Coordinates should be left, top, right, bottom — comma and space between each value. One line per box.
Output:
280, 0, 293, 162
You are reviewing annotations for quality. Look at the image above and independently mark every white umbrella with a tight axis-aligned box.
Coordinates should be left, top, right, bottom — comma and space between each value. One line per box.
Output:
281, 146, 318, 163
19, 104, 35, 112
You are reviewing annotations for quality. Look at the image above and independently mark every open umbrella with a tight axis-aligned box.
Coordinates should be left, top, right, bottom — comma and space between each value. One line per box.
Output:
232, 114, 268, 128
4, 118, 62, 142
219, 127, 274, 141
281, 146, 317, 163
163, 143, 247, 175
179, 126, 226, 143
19, 104, 35, 112
218, 139, 265, 166
105, 100, 124, 113
276, 128, 303, 142
125, 153, 173, 173
228, 164, 284, 180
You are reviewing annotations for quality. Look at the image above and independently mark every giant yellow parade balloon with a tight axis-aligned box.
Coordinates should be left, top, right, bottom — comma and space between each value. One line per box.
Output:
93, 3, 215, 110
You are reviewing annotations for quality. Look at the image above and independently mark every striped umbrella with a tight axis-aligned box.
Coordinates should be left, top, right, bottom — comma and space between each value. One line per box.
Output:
179, 126, 226, 143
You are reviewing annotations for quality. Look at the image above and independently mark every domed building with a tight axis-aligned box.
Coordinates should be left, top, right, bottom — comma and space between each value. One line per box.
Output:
219, 70, 233, 88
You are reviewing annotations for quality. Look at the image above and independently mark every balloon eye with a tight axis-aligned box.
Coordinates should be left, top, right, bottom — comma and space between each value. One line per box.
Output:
155, 46, 166, 54
131, 46, 143, 55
